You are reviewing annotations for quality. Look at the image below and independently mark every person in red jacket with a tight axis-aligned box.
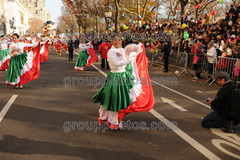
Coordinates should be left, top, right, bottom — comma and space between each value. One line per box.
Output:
98, 40, 112, 69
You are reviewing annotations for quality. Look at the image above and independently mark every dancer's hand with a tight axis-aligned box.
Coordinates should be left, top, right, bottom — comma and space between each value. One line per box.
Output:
129, 56, 137, 62
129, 52, 138, 58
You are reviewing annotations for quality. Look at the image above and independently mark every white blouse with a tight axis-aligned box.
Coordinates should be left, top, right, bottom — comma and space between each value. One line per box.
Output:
0, 42, 8, 50
107, 46, 136, 73
9, 42, 38, 56
79, 42, 93, 51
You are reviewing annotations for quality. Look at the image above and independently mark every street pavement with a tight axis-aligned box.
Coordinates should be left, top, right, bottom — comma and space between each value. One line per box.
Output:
0, 47, 239, 160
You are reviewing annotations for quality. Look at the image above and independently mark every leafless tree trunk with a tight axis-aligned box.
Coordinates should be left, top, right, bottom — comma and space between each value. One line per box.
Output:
115, 0, 120, 33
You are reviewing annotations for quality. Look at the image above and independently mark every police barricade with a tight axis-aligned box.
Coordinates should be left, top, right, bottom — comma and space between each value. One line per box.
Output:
145, 48, 154, 66
157, 50, 189, 76
148, 49, 189, 76
214, 56, 240, 85
187, 53, 215, 85
186, 53, 209, 73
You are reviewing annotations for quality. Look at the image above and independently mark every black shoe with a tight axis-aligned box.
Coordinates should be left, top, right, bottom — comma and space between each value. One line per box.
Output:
163, 70, 168, 73
221, 120, 233, 133
71, 59, 73, 61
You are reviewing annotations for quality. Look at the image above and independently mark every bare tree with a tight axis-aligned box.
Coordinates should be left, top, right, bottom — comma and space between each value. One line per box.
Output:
29, 17, 43, 35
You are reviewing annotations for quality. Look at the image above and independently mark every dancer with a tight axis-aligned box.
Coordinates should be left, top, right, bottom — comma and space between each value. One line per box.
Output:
93, 35, 155, 130
5, 33, 40, 89
0, 37, 11, 71
75, 40, 98, 71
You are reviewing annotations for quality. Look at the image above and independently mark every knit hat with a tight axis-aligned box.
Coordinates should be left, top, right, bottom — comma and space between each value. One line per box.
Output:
208, 41, 214, 47
215, 72, 230, 81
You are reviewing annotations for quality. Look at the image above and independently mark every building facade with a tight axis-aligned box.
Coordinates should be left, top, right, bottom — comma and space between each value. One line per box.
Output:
18, 0, 48, 22
0, 0, 8, 35
6, 0, 32, 35
47, 12, 51, 21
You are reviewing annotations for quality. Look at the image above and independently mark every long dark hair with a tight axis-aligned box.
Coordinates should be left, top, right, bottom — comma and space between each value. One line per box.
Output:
13, 33, 19, 38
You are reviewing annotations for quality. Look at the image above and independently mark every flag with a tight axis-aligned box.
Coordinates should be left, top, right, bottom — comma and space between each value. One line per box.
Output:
118, 43, 155, 122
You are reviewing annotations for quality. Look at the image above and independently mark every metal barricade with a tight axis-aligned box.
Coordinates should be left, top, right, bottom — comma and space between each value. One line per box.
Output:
187, 53, 215, 85
145, 48, 154, 66
214, 56, 240, 85
145, 48, 240, 86
149, 49, 189, 76
168, 51, 189, 76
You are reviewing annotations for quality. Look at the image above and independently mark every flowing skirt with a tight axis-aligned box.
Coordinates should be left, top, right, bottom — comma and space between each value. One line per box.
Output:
75, 50, 90, 70
0, 49, 10, 70
93, 64, 134, 112
6, 53, 28, 85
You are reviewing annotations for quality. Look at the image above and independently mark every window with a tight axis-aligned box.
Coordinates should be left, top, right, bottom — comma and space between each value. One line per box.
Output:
36, 10, 38, 14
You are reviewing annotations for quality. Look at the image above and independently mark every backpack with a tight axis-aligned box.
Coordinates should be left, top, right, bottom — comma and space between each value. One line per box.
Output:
231, 86, 240, 121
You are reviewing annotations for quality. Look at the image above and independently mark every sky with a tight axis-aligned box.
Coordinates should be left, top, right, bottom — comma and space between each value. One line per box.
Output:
45, 0, 63, 23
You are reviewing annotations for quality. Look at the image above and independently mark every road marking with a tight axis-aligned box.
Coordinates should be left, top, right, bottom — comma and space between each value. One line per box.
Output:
149, 109, 220, 160
91, 63, 220, 160
151, 80, 211, 109
91, 63, 107, 77
0, 95, 18, 123
161, 97, 188, 112
74, 51, 79, 56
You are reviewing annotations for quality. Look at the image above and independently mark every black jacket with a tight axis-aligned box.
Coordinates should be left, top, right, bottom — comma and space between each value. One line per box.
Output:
161, 41, 172, 57
237, 6, 240, 15
68, 40, 74, 51
211, 81, 237, 120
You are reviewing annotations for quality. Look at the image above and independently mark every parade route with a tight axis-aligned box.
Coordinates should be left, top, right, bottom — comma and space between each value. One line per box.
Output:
0, 48, 240, 160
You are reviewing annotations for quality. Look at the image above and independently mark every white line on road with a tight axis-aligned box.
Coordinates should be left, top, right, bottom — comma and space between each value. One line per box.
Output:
91, 63, 220, 159
74, 51, 79, 55
151, 80, 211, 109
149, 109, 220, 160
0, 95, 18, 123
91, 63, 107, 77
161, 97, 188, 112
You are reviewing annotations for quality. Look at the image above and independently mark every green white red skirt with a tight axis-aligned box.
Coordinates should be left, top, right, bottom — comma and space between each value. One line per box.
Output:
75, 50, 90, 70
0, 49, 10, 71
75, 48, 98, 71
93, 64, 135, 112
5, 44, 41, 86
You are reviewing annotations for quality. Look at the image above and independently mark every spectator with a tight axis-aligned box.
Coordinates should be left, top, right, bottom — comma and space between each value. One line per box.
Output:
192, 42, 204, 80
229, 5, 236, 15
201, 72, 238, 133
205, 41, 217, 79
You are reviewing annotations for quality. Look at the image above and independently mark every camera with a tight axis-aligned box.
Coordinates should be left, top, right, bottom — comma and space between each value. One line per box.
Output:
205, 98, 212, 102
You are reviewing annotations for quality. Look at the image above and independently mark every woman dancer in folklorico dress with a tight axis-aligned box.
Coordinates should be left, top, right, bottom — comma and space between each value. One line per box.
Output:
93, 35, 146, 130
0, 37, 11, 71
4, 33, 39, 89
75, 40, 93, 71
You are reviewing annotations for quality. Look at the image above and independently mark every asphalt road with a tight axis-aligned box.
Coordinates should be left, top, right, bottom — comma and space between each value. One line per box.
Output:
0, 47, 239, 160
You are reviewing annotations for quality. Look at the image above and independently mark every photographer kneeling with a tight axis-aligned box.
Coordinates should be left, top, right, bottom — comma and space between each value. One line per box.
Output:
201, 72, 238, 132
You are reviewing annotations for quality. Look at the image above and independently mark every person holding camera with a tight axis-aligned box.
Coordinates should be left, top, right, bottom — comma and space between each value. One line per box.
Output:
201, 72, 238, 132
